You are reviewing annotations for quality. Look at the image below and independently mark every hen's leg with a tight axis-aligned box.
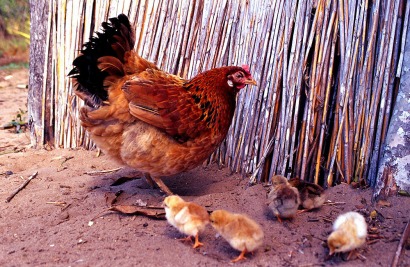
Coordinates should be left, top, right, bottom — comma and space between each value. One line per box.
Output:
144, 173, 156, 188
144, 173, 173, 195
152, 176, 173, 195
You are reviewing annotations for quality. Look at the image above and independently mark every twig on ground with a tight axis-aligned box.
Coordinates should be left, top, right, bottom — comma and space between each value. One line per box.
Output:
317, 215, 333, 223
367, 239, 380, 245
85, 167, 122, 175
5, 171, 38, 203
61, 156, 74, 164
57, 156, 74, 172
0, 144, 13, 150
46, 201, 67, 206
392, 220, 410, 267
323, 200, 346, 206
61, 203, 72, 212
0, 148, 24, 156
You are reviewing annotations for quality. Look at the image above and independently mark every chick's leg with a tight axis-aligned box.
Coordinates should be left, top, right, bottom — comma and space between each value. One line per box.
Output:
178, 236, 192, 243
297, 209, 308, 214
144, 173, 173, 195
192, 233, 204, 248
346, 249, 365, 260
231, 249, 248, 263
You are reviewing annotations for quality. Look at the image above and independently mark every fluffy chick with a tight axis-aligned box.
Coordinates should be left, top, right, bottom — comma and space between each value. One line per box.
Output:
327, 211, 367, 259
267, 175, 300, 222
288, 177, 326, 211
163, 195, 209, 248
210, 209, 264, 263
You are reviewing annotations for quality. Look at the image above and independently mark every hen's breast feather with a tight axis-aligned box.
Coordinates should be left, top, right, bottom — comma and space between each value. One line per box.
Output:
114, 120, 215, 176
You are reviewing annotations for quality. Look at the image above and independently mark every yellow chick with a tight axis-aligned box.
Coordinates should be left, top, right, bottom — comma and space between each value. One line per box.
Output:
267, 175, 300, 222
288, 177, 326, 211
327, 211, 367, 259
163, 195, 210, 248
209, 209, 264, 263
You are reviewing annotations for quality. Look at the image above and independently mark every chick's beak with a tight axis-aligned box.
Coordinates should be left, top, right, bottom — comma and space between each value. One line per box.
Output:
244, 78, 257, 86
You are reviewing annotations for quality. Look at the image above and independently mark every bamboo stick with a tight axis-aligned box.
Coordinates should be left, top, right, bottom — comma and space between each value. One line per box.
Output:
35, 0, 406, 188
314, 13, 338, 185
368, 0, 401, 185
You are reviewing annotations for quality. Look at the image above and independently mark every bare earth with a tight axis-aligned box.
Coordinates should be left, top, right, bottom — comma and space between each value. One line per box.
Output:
0, 68, 409, 266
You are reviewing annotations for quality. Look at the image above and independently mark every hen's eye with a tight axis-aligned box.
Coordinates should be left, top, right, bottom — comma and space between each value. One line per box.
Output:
236, 73, 244, 78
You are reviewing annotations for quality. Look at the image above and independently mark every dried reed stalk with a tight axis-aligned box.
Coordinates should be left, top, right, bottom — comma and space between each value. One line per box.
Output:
32, 0, 408, 188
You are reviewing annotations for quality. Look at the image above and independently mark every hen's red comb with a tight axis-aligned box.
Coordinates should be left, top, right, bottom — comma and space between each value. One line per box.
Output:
241, 64, 252, 76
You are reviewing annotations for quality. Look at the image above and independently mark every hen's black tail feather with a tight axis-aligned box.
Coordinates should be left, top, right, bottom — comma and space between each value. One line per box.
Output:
69, 14, 135, 107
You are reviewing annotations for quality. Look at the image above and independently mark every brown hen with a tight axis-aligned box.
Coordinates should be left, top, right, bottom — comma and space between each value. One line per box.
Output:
69, 14, 256, 195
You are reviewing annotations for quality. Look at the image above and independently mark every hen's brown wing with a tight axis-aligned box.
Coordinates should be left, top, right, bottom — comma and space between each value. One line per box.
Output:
122, 69, 210, 142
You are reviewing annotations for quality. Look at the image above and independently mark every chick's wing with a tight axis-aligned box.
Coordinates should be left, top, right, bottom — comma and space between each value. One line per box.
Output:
174, 206, 192, 225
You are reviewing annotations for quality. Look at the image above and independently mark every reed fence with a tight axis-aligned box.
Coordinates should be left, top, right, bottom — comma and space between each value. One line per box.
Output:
30, 0, 409, 187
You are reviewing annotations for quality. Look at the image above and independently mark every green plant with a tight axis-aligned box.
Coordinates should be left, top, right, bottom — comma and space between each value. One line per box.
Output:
3, 108, 28, 133
0, 0, 30, 64
0, 0, 30, 34
0, 62, 28, 70
0, 37, 29, 57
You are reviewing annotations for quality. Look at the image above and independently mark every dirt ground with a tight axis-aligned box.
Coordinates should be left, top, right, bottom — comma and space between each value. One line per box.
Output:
1, 68, 409, 266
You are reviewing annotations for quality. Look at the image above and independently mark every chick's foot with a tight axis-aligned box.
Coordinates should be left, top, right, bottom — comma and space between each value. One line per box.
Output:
192, 233, 204, 248
231, 249, 248, 263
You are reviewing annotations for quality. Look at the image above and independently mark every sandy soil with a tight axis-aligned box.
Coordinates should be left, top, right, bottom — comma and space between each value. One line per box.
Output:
0, 68, 31, 150
0, 68, 409, 266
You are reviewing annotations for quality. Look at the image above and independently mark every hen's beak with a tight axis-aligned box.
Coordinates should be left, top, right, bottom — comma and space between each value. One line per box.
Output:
245, 78, 257, 86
